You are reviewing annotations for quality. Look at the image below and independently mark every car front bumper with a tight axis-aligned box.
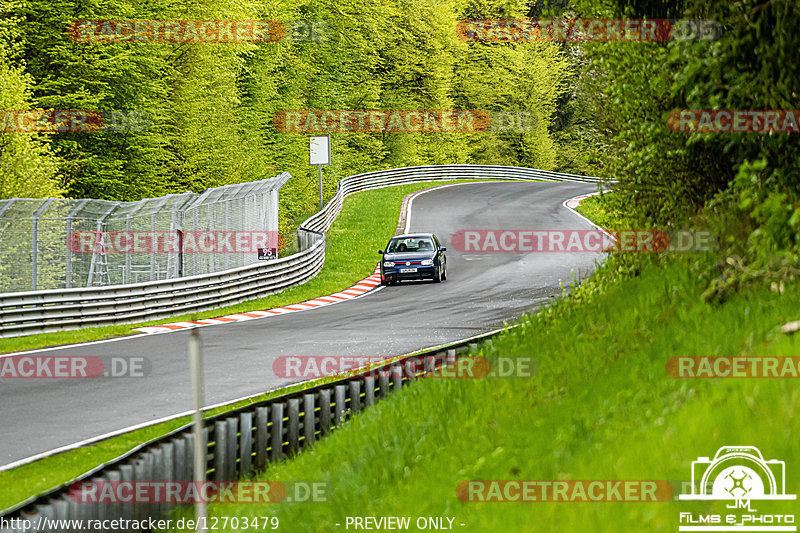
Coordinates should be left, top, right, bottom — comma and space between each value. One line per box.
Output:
381, 266, 437, 281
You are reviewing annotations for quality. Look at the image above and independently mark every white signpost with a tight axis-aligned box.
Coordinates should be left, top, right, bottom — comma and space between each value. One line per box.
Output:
309, 135, 331, 210
188, 329, 207, 532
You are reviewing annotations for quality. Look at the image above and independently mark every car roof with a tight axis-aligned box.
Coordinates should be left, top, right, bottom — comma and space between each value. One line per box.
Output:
393, 233, 434, 239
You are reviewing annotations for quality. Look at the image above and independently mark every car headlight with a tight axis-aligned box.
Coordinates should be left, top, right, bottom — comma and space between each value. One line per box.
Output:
383, 261, 395, 267
421, 259, 433, 266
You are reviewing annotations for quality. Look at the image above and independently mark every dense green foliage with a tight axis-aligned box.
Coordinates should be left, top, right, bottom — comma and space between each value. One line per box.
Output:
546, 0, 800, 296
0, 0, 569, 233
0, 1, 62, 198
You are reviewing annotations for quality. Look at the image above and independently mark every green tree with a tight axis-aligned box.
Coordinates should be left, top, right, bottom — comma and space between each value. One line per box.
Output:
0, 3, 61, 199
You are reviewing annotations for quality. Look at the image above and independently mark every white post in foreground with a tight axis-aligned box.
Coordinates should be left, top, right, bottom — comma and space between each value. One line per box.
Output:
189, 328, 207, 532
309, 135, 331, 211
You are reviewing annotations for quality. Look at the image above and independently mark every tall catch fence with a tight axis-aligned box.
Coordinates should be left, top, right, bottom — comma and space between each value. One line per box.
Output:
0, 173, 290, 292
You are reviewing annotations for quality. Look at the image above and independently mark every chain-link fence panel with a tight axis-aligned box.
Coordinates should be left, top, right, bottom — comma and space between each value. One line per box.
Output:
0, 173, 290, 292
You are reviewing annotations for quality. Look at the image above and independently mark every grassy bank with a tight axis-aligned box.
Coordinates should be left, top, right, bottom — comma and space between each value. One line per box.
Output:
163, 256, 799, 531
575, 190, 628, 229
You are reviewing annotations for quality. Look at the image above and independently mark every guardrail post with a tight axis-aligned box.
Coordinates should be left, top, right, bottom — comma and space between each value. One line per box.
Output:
349, 381, 361, 413
303, 393, 315, 447
214, 421, 227, 483
270, 403, 284, 462
424, 355, 437, 376
178, 434, 192, 482
334, 385, 346, 425
93, 482, 105, 524
202, 426, 210, 477
287, 398, 300, 455
392, 364, 403, 392
225, 418, 238, 479
363, 376, 375, 407
73, 498, 87, 533
75, 486, 93, 527
119, 464, 134, 523
132, 458, 146, 521
378, 372, 389, 399
239, 412, 253, 475
160, 443, 175, 497
144, 449, 154, 478
73, 496, 92, 533
35, 504, 55, 533
144, 452, 156, 519
53, 496, 69, 532
401, 359, 414, 381
151, 447, 164, 518
318, 389, 331, 435
106, 470, 121, 524
255, 406, 269, 468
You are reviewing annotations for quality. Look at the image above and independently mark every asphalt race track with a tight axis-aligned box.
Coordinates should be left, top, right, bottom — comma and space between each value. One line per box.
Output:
0, 181, 604, 467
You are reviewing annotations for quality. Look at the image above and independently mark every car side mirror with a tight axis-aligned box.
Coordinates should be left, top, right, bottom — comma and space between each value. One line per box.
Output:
378, 249, 384, 254
439, 247, 447, 252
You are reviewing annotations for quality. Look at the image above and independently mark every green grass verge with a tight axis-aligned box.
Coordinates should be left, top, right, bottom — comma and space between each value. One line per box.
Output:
0, 379, 340, 513
161, 257, 799, 531
575, 190, 628, 230
0, 179, 496, 512
0, 180, 488, 355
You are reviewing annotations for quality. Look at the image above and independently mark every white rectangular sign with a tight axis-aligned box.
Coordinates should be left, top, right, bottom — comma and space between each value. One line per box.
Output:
309, 135, 331, 165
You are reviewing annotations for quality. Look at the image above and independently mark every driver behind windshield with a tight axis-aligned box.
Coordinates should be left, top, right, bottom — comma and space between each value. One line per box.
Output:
389, 237, 434, 253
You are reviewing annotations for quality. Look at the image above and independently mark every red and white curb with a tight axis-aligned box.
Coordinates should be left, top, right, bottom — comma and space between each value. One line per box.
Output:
134, 265, 382, 334
564, 191, 602, 210
562, 190, 617, 242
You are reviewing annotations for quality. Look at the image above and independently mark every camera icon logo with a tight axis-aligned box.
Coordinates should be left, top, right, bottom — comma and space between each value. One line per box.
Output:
679, 446, 796, 501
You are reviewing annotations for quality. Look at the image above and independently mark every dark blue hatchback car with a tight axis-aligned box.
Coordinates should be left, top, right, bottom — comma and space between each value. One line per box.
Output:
378, 233, 447, 285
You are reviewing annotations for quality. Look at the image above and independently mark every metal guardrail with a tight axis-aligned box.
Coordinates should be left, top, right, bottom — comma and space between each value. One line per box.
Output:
0, 329, 503, 528
297, 165, 604, 243
0, 165, 603, 338
0, 238, 326, 337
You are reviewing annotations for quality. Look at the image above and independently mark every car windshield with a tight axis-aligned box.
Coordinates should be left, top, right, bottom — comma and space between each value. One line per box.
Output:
387, 236, 435, 253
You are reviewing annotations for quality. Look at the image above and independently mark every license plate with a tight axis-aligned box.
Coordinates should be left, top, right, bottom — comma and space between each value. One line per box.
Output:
400, 268, 417, 273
